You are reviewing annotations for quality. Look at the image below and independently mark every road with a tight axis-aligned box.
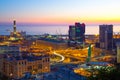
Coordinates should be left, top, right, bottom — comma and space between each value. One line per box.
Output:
53, 51, 65, 62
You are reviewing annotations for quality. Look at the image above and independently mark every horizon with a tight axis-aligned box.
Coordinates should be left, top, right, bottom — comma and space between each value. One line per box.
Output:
0, 0, 120, 25
0, 22, 119, 26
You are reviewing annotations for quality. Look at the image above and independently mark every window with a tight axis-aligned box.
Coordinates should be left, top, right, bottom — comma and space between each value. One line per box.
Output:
19, 62, 21, 65
22, 62, 23, 65
43, 60, 45, 63
38, 64, 42, 69
45, 58, 49, 62
48, 58, 50, 62
24, 61, 26, 65
28, 66, 32, 70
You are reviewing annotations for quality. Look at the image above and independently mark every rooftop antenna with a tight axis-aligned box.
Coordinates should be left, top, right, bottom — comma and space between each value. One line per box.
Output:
58, 28, 62, 39
56, 30, 59, 38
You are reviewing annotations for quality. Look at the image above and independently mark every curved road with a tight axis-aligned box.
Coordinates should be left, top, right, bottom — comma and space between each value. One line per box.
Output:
52, 44, 94, 63
53, 51, 65, 62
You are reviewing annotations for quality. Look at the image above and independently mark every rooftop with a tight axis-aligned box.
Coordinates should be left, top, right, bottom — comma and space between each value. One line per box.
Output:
3, 53, 49, 62
88, 62, 111, 66
39, 38, 65, 44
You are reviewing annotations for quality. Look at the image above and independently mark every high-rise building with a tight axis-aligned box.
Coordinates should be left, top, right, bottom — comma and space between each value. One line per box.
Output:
69, 25, 76, 41
99, 24, 113, 50
75, 23, 85, 42
69, 22, 85, 43
116, 42, 120, 63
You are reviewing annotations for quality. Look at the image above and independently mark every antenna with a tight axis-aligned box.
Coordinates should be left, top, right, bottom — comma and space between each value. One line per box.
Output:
58, 28, 62, 39
56, 30, 59, 38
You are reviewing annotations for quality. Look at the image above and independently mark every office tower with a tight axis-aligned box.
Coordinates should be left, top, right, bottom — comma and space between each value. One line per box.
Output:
69, 22, 85, 43
75, 23, 85, 42
69, 25, 76, 41
116, 43, 120, 63
99, 24, 113, 50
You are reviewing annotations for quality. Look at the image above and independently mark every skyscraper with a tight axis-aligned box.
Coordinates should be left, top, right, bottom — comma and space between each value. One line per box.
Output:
75, 23, 85, 42
116, 42, 120, 63
99, 24, 113, 50
69, 22, 85, 43
69, 25, 76, 41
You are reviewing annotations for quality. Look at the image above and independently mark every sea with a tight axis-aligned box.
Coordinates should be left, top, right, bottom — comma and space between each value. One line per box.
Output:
0, 25, 120, 35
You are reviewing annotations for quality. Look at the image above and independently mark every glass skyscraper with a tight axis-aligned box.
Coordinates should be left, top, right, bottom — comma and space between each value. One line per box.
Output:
99, 24, 113, 50
69, 22, 85, 43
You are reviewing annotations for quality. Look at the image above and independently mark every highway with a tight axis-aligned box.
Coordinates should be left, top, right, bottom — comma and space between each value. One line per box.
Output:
51, 44, 114, 65
53, 51, 65, 62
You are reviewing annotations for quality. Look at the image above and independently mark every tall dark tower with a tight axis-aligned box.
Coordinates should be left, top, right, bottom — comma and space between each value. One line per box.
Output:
69, 22, 85, 43
69, 25, 76, 41
99, 24, 113, 50
75, 22, 85, 42
13, 20, 16, 33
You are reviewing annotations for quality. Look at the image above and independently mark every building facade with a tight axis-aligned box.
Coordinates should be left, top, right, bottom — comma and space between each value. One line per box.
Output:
0, 53, 50, 79
69, 25, 76, 41
69, 22, 85, 43
116, 43, 120, 63
99, 25, 113, 50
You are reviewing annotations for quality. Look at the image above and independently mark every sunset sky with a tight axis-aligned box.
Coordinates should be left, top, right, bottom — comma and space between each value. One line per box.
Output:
0, 0, 120, 25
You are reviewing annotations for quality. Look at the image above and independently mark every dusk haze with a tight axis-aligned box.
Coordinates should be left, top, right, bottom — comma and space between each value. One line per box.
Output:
0, 0, 120, 25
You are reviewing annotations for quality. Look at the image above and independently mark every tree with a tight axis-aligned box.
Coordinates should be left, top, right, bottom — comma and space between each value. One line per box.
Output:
87, 66, 120, 80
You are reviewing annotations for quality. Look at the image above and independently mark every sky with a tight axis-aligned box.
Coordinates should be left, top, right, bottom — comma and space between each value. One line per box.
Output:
0, 0, 120, 25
